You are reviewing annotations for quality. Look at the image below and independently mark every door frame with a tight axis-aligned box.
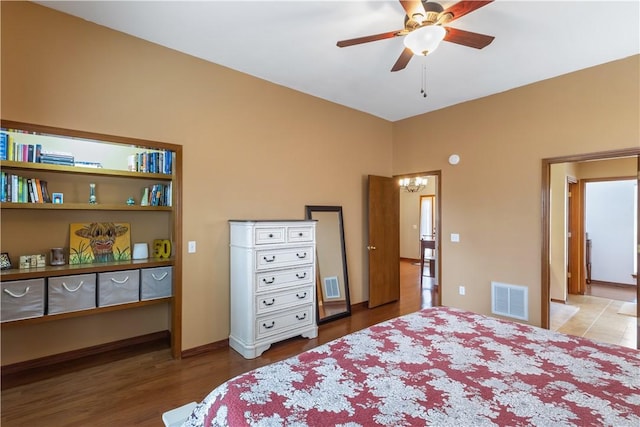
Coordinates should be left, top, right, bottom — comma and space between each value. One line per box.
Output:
541, 148, 640, 336
567, 177, 583, 295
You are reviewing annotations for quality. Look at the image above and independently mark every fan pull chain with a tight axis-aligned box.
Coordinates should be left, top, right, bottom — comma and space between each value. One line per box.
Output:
420, 63, 428, 98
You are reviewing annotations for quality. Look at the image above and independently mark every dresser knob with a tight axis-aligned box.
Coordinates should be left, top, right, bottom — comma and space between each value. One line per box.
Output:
296, 252, 307, 259
296, 313, 307, 321
296, 272, 307, 279
296, 292, 307, 299
262, 277, 275, 284
263, 298, 275, 306
263, 255, 276, 263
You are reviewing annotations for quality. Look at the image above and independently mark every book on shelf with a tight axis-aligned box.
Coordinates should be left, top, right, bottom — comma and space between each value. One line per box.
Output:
40, 180, 51, 203
74, 161, 103, 168
27, 178, 37, 203
0, 132, 7, 161
35, 178, 44, 203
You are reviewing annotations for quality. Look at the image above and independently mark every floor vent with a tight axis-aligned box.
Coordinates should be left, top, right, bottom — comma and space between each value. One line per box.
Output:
323, 276, 340, 299
491, 282, 528, 321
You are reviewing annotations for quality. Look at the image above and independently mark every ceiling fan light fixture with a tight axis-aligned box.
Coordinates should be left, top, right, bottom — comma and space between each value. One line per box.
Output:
403, 25, 446, 56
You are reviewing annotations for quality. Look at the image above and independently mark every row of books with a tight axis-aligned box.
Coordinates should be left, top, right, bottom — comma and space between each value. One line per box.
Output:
128, 151, 173, 175
0, 132, 78, 165
1, 172, 52, 203
141, 183, 172, 207
1, 130, 172, 175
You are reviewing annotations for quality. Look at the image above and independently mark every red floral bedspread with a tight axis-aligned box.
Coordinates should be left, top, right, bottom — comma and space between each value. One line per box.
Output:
184, 306, 640, 426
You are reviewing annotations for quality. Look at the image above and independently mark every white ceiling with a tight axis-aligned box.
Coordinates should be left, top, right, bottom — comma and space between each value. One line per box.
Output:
36, 1, 639, 122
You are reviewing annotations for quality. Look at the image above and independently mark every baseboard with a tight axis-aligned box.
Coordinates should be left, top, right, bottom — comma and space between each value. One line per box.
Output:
181, 338, 229, 358
589, 280, 637, 288
1, 330, 170, 389
351, 301, 368, 312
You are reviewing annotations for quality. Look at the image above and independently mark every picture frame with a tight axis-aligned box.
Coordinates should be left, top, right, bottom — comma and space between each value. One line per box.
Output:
52, 192, 64, 204
0, 252, 12, 270
69, 222, 132, 264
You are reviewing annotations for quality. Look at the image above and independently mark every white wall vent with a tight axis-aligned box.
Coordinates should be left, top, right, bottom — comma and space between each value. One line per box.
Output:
491, 282, 528, 321
323, 276, 341, 299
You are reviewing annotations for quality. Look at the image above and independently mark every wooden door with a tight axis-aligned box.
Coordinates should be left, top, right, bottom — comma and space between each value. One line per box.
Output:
368, 175, 400, 308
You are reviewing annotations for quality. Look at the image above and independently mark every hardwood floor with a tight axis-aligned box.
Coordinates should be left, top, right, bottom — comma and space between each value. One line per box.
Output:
1, 261, 430, 426
9, 262, 633, 425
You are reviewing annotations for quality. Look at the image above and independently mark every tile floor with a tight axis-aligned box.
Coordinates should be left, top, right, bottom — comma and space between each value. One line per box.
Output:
551, 294, 637, 349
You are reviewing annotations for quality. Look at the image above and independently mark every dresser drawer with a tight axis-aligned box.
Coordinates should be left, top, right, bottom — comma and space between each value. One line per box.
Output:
98, 270, 140, 307
256, 286, 313, 315
255, 304, 314, 340
48, 273, 96, 314
140, 266, 172, 300
254, 226, 286, 245
287, 226, 314, 243
1, 278, 45, 322
256, 266, 313, 292
255, 246, 314, 271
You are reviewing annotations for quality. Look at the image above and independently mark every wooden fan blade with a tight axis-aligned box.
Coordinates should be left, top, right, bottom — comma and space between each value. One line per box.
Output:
443, 0, 493, 22
337, 30, 402, 48
391, 48, 413, 72
399, 0, 426, 19
444, 27, 494, 49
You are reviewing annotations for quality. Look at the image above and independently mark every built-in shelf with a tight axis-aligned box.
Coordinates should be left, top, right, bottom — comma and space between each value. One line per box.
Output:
1, 119, 183, 361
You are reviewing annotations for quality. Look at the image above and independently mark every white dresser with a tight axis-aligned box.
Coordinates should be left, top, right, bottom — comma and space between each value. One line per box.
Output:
229, 220, 318, 359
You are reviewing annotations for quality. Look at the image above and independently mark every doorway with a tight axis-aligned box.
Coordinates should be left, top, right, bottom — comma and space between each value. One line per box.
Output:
398, 172, 441, 307
542, 149, 639, 349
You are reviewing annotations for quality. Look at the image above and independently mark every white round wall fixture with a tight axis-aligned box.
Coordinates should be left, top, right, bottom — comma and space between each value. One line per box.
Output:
448, 154, 460, 165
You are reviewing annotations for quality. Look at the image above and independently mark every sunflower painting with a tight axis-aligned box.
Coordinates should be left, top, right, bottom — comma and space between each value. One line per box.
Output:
69, 222, 131, 264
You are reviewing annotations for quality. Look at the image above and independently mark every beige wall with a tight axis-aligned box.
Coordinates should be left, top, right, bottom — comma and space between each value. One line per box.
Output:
393, 55, 639, 326
0, 2, 391, 362
1, 2, 638, 363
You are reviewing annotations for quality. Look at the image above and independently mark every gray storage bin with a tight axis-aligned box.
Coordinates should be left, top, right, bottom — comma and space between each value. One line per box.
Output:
140, 266, 172, 300
1, 278, 45, 322
48, 273, 97, 314
98, 270, 140, 307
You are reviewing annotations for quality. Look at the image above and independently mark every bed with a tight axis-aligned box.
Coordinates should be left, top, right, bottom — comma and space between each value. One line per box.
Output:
184, 306, 640, 426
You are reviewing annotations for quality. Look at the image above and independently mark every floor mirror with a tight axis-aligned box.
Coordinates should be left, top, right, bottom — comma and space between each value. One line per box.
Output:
305, 205, 351, 324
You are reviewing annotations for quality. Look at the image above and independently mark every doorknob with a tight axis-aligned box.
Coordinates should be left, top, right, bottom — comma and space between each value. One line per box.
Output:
367, 245, 377, 250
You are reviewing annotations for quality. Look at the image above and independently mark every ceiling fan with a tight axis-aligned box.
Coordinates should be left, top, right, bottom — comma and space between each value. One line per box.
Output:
337, 0, 495, 72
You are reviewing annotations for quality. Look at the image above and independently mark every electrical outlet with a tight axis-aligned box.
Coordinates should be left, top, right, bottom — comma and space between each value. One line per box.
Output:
188, 241, 196, 253
459, 286, 466, 296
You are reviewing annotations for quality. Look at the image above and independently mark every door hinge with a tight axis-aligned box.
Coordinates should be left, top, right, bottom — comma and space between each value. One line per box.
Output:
567, 272, 572, 278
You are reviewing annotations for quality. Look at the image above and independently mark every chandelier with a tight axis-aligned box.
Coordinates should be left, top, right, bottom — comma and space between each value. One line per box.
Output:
399, 177, 427, 193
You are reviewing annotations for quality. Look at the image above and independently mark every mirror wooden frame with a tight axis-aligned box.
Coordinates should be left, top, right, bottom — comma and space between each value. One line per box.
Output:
305, 205, 351, 324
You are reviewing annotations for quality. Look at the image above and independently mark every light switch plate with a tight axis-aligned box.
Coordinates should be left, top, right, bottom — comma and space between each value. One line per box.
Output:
188, 241, 196, 253
451, 233, 460, 243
